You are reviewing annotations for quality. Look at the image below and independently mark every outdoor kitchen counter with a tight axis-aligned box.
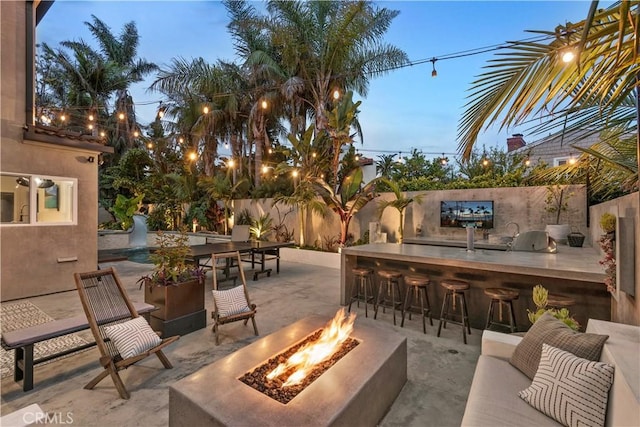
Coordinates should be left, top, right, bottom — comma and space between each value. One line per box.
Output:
340, 243, 609, 329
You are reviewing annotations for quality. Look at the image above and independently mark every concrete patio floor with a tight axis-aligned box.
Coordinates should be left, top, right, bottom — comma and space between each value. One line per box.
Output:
1, 259, 481, 426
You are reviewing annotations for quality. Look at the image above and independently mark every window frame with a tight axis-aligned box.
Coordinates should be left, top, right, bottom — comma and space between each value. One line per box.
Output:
0, 172, 78, 226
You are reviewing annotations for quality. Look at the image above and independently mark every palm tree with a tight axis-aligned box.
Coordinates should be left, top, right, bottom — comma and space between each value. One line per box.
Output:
375, 178, 423, 243
457, 2, 638, 192
263, 1, 408, 133
274, 125, 330, 245
376, 154, 399, 178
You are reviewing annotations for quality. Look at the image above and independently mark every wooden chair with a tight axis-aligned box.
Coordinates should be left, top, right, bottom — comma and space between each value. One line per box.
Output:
211, 251, 258, 345
74, 267, 179, 399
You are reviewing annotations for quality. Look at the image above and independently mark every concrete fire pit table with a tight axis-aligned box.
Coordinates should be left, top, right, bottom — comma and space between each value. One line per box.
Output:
169, 315, 407, 426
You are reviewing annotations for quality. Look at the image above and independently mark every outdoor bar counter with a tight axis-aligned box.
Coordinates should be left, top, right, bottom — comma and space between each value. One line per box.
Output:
340, 243, 609, 330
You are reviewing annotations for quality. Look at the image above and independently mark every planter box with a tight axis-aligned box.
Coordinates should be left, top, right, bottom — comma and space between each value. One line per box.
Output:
145, 278, 206, 336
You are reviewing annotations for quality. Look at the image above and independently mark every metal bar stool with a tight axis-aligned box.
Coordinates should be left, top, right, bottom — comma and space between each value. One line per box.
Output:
374, 270, 403, 325
484, 288, 519, 333
437, 279, 471, 344
401, 274, 433, 334
348, 267, 376, 317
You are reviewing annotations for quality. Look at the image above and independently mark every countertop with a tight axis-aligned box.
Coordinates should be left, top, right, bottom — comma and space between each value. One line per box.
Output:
342, 243, 606, 283
403, 237, 509, 251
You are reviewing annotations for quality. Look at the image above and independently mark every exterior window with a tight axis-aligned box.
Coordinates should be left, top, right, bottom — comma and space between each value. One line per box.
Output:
0, 173, 77, 225
553, 156, 570, 167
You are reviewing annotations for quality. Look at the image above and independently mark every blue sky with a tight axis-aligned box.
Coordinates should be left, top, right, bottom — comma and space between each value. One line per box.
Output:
37, 0, 598, 161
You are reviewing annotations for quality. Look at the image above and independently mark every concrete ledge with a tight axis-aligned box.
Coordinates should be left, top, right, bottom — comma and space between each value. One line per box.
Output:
169, 315, 407, 427
280, 247, 340, 269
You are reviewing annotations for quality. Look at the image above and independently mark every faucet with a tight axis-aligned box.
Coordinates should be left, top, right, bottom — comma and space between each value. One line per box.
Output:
505, 222, 520, 237
19, 204, 29, 222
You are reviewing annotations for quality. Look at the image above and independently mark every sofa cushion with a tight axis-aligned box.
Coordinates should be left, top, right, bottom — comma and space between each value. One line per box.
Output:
461, 354, 563, 427
510, 312, 609, 379
519, 344, 614, 427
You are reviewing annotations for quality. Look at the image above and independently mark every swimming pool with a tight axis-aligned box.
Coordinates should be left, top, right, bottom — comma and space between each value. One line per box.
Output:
98, 247, 153, 264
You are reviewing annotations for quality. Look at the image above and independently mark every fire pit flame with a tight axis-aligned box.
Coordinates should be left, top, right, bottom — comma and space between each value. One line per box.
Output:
266, 308, 356, 387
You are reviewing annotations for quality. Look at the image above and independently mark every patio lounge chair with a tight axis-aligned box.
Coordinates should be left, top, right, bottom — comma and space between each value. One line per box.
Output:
74, 267, 179, 399
211, 251, 258, 345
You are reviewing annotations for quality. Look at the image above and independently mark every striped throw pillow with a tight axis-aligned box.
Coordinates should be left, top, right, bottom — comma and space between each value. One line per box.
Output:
104, 317, 162, 359
519, 344, 614, 427
212, 286, 250, 317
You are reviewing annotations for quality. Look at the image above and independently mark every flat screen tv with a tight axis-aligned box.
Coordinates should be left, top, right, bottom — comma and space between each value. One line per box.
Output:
440, 201, 494, 229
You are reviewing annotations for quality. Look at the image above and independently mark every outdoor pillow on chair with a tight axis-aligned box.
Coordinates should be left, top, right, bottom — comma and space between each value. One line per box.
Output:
104, 317, 162, 359
212, 286, 251, 317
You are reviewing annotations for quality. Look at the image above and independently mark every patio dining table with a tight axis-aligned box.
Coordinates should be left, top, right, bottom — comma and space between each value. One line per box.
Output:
187, 241, 293, 280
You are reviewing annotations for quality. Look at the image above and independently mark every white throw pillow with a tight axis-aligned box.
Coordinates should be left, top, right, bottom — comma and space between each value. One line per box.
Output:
212, 286, 250, 317
519, 343, 614, 427
104, 317, 162, 359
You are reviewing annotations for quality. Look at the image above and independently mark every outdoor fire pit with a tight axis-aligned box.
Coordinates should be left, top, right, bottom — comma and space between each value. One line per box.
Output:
169, 313, 407, 426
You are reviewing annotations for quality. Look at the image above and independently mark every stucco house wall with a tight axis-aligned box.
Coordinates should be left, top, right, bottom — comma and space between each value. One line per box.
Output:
1, 1, 107, 301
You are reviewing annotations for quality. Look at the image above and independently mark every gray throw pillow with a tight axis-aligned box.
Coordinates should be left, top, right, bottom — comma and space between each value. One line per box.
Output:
510, 311, 609, 379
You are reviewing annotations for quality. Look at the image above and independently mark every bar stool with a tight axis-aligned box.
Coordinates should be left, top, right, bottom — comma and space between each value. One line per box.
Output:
348, 267, 376, 317
484, 288, 519, 333
374, 270, 403, 325
401, 274, 433, 334
546, 293, 576, 309
437, 279, 471, 344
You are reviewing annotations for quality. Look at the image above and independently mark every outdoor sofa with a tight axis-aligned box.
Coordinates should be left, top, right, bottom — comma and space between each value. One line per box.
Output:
461, 316, 639, 427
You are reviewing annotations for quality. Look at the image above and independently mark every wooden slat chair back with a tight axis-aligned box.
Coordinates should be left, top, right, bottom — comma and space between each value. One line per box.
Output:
74, 267, 179, 399
211, 251, 258, 345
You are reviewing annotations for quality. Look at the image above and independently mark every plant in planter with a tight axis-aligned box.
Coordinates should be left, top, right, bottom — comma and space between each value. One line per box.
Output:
543, 185, 573, 244
527, 284, 580, 331
598, 213, 617, 292
137, 229, 206, 336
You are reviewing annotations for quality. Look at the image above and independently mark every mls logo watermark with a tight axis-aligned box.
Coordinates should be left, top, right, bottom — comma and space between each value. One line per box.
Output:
23, 412, 74, 424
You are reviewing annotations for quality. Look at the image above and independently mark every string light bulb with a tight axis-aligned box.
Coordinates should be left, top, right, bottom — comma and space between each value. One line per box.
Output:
268, 148, 273, 154
561, 49, 575, 63
88, 114, 94, 121
147, 142, 154, 149
355, 154, 360, 161
188, 152, 197, 161
88, 124, 94, 130
59, 114, 66, 122
133, 130, 139, 138
261, 100, 268, 110
118, 112, 125, 120
262, 165, 269, 174
524, 158, 531, 166
203, 105, 209, 114
430, 58, 438, 77
333, 89, 340, 100
482, 158, 489, 167
179, 137, 184, 143
100, 131, 106, 137
292, 169, 299, 178
228, 159, 235, 168
568, 155, 577, 165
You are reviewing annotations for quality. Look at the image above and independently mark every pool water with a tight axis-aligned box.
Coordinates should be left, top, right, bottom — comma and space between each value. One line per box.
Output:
99, 247, 153, 264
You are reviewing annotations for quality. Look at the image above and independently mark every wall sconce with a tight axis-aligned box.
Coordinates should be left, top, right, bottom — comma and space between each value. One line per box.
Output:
87, 156, 95, 163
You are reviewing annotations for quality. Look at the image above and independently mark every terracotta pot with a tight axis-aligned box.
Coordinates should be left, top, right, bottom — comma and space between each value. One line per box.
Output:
144, 278, 204, 321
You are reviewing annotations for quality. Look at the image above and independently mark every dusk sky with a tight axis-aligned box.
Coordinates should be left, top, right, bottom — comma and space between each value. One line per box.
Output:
37, 1, 600, 162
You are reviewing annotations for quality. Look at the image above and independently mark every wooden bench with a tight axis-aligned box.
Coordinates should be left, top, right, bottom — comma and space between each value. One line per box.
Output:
1, 302, 156, 392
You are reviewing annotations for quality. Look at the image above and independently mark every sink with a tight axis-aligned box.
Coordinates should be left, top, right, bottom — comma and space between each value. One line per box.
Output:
509, 231, 557, 253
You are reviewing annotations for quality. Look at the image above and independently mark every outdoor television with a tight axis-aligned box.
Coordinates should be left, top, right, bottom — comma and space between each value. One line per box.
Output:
440, 201, 494, 229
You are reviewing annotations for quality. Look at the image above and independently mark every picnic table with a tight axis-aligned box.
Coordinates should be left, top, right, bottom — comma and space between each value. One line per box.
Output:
187, 241, 293, 280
